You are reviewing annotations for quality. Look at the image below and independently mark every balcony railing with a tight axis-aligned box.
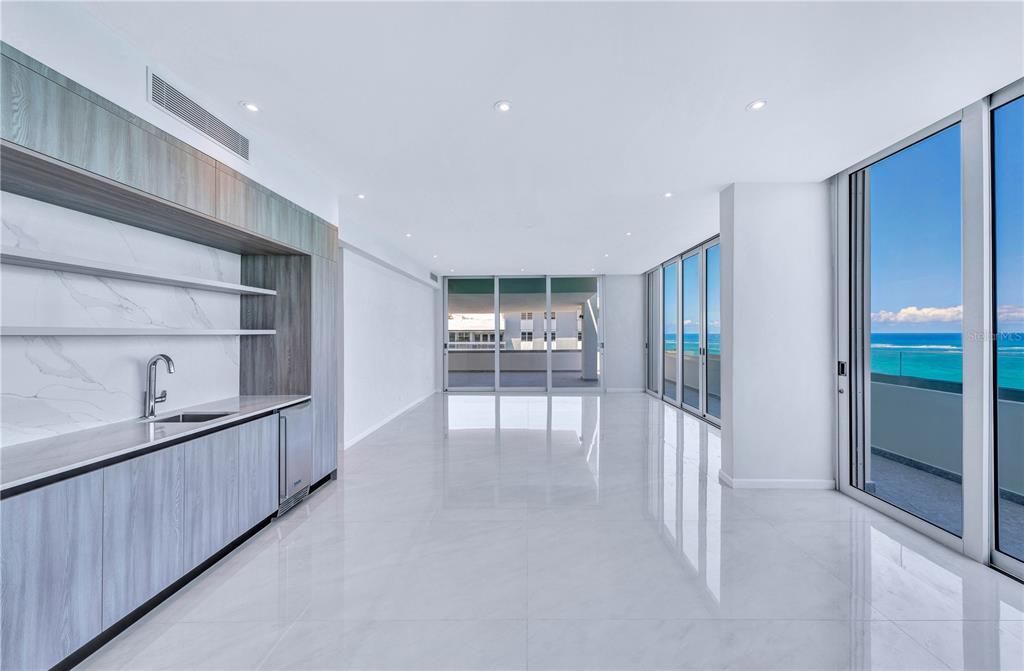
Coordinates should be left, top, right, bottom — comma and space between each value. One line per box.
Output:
870, 349, 1024, 401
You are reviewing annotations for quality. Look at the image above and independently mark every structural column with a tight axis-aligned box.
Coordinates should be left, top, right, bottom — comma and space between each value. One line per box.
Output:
719, 183, 835, 489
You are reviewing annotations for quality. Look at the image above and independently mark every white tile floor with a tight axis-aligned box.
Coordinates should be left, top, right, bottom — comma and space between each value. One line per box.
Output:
81, 393, 1024, 670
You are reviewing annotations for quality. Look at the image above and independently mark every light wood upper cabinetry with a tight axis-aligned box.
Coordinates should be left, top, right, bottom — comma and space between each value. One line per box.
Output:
0, 55, 217, 216
1, 44, 337, 262
1, 472, 104, 671
216, 164, 331, 258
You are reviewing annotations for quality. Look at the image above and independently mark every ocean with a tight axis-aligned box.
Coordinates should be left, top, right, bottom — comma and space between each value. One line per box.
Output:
664, 333, 719, 356
663, 332, 1024, 390
872, 332, 1024, 390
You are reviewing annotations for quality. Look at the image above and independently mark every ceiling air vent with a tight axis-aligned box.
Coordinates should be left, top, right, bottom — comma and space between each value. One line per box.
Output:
429, 272, 439, 283
148, 70, 250, 161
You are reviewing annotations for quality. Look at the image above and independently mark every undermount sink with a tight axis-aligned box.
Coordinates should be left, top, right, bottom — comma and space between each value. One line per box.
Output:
147, 412, 232, 424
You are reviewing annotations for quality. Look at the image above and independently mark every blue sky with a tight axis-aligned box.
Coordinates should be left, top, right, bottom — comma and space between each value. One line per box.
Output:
659, 99, 1022, 339
994, 96, 1024, 334
661, 244, 720, 337
870, 123, 963, 333
870, 102, 1023, 334
683, 255, 698, 335
663, 262, 677, 332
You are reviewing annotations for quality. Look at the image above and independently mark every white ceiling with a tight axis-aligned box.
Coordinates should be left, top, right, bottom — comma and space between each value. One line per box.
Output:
39, 2, 1024, 274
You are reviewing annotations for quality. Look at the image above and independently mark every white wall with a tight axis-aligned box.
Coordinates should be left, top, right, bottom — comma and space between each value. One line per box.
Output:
1, 193, 240, 446
720, 183, 834, 488
603, 274, 645, 391
342, 247, 439, 447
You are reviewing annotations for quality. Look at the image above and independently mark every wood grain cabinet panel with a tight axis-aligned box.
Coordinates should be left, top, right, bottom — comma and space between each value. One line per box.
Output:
1, 56, 216, 215
215, 166, 248, 229
238, 415, 279, 531
215, 165, 322, 255
240, 255, 312, 396
285, 204, 316, 253
315, 219, 339, 261
184, 428, 240, 571
101, 446, 184, 627
311, 255, 339, 481
0, 472, 103, 671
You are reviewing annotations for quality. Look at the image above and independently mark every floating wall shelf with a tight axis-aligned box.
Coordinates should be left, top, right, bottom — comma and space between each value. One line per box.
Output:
1, 328, 276, 337
1, 247, 277, 296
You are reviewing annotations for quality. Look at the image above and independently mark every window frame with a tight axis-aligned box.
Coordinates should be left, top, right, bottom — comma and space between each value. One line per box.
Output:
833, 77, 1024, 579
644, 234, 722, 427
989, 79, 1024, 578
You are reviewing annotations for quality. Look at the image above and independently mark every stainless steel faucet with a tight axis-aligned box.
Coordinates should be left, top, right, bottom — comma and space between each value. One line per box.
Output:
143, 354, 175, 418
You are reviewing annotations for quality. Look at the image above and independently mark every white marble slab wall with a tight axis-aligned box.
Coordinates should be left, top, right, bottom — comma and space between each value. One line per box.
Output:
1, 193, 241, 446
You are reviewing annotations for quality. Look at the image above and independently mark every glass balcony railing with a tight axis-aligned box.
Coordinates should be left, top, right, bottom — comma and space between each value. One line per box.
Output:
871, 349, 1024, 398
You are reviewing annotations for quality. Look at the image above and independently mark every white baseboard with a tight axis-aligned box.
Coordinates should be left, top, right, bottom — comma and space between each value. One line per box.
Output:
344, 391, 436, 449
718, 470, 835, 490
606, 387, 644, 393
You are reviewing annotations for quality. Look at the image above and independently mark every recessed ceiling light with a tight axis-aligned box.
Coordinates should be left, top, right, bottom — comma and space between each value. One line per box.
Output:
626, 232, 632, 237
664, 192, 673, 199
604, 253, 609, 258
590, 268, 596, 272
356, 193, 366, 200
494, 100, 512, 112
405, 233, 413, 238
449, 268, 455, 273
433, 254, 438, 259
520, 268, 525, 272
240, 101, 259, 113
746, 99, 768, 112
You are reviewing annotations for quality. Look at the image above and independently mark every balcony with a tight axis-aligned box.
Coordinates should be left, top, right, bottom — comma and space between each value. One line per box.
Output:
868, 363, 1023, 558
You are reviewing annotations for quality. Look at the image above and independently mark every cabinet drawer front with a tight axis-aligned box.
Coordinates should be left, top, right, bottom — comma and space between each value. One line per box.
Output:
184, 428, 240, 571
1, 472, 103, 671
238, 415, 279, 529
102, 446, 185, 627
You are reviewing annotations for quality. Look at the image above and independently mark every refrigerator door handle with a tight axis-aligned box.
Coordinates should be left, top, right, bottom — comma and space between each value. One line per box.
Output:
279, 414, 288, 499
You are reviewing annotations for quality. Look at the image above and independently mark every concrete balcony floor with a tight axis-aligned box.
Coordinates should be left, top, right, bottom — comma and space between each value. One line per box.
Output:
871, 453, 1024, 560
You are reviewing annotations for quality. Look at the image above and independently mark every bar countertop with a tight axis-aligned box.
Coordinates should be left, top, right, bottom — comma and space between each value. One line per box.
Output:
1, 395, 310, 496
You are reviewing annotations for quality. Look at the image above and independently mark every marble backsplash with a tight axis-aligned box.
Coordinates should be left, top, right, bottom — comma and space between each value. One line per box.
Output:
1, 192, 242, 446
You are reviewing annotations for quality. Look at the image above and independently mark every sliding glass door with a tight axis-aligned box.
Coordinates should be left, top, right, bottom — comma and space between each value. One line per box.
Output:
837, 77, 1024, 580
850, 122, 965, 537
646, 269, 662, 395
444, 275, 602, 392
663, 260, 680, 404
680, 252, 700, 412
445, 277, 497, 390
647, 238, 721, 423
993, 92, 1023, 567
704, 243, 721, 419
498, 277, 548, 390
551, 276, 601, 389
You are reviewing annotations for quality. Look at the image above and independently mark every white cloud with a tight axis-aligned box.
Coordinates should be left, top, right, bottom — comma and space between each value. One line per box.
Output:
871, 305, 962, 324
998, 304, 1024, 321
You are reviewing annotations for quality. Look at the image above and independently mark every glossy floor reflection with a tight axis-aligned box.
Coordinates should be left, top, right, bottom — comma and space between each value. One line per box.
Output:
82, 393, 1024, 670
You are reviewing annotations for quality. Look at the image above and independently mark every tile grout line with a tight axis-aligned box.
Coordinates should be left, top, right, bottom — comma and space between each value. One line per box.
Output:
253, 610, 305, 671
885, 619, 959, 671
525, 495, 531, 671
